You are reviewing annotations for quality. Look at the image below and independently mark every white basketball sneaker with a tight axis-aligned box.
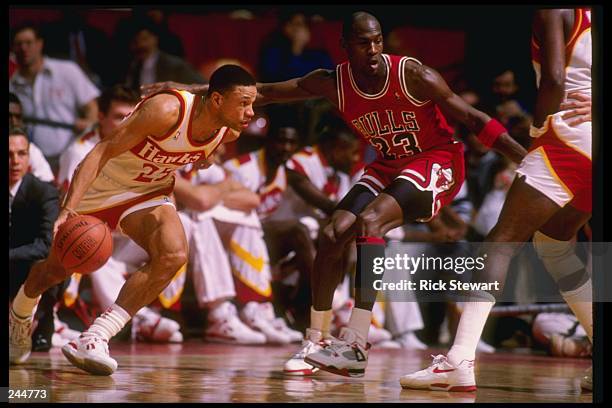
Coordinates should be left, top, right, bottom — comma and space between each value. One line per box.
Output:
284, 329, 329, 376
399, 354, 477, 392
61, 332, 118, 376
9, 309, 32, 365
240, 301, 291, 344
271, 317, 303, 343
132, 310, 183, 343
304, 327, 370, 378
205, 301, 266, 345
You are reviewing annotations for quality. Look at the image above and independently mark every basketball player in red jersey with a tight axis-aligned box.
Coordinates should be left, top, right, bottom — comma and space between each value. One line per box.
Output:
400, 8, 593, 391
9, 65, 257, 375
142, 12, 526, 378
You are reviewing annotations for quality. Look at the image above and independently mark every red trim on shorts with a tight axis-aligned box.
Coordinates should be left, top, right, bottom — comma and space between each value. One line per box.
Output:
233, 278, 272, 304
81, 183, 174, 230
356, 236, 386, 245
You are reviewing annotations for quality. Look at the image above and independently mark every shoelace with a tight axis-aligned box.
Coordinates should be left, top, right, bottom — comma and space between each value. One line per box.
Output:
295, 341, 319, 358
80, 334, 109, 353
11, 318, 32, 346
430, 354, 448, 367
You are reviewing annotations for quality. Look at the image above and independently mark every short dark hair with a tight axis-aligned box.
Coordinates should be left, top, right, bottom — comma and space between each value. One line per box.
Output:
207, 64, 256, 97
98, 84, 140, 114
9, 92, 22, 106
11, 22, 43, 43
341, 11, 379, 41
9, 126, 28, 139
318, 114, 357, 146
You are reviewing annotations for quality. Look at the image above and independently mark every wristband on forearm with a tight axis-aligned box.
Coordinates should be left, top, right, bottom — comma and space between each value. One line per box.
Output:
477, 119, 507, 147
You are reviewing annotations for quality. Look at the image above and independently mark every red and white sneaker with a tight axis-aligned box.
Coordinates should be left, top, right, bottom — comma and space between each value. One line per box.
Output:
304, 327, 370, 378
283, 329, 330, 376
399, 354, 476, 392
132, 310, 183, 343
61, 333, 118, 376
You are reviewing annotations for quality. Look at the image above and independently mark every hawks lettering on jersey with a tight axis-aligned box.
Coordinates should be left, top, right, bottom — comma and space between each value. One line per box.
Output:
101, 90, 228, 187
337, 54, 455, 161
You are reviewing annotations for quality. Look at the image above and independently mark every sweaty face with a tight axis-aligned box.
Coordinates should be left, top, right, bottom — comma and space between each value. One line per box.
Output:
344, 19, 384, 76
98, 101, 136, 140
9, 102, 24, 128
13, 28, 43, 68
9, 135, 29, 185
219, 85, 257, 132
268, 127, 299, 164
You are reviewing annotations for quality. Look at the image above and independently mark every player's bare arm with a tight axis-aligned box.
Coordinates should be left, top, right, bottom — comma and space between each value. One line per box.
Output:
287, 168, 336, 215
533, 9, 567, 127
57, 94, 180, 233
142, 69, 338, 107
406, 61, 527, 164
255, 69, 337, 106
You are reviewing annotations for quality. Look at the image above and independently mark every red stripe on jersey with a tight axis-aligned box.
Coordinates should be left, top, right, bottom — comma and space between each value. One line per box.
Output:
356, 236, 386, 245
288, 158, 307, 176
237, 153, 252, 165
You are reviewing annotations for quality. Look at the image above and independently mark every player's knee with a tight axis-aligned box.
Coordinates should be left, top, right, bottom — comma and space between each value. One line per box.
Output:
153, 249, 188, 277
533, 231, 586, 288
358, 209, 384, 237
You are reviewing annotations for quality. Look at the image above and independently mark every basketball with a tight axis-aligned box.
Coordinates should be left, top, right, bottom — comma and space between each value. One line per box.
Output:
53, 215, 113, 275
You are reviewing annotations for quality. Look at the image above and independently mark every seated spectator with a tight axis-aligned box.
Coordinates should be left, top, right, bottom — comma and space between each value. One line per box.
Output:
9, 92, 54, 184
9, 126, 60, 353
259, 10, 334, 82
122, 17, 206, 91
9, 22, 100, 173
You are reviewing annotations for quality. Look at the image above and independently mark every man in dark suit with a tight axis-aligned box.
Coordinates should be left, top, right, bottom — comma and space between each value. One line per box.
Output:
9, 127, 60, 355
122, 17, 206, 91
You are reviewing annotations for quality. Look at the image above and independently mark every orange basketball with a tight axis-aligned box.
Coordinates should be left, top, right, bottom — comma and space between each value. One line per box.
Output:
53, 215, 113, 275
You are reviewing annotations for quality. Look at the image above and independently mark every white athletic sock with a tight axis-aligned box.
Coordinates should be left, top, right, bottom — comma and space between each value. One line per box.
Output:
85, 303, 131, 341
346, 307, 372, 346
12, 285, 41, 319
561, 278, 593, 342
448, 294, 495, 366
310, 307, 333, 339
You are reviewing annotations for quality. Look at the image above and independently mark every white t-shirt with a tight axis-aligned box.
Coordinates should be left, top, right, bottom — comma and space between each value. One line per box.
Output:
57, 127, 100, 190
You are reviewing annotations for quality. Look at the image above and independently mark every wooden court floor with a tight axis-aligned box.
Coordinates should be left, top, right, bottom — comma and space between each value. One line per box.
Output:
9, 341, 592, 403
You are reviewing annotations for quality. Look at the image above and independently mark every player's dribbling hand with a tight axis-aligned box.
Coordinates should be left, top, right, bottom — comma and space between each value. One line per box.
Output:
560, 92, 591, 126
53, 207, 79, 238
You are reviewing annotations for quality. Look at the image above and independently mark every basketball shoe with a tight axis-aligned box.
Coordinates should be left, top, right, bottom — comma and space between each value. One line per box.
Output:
240, 301, 291, 344
61, 332, 118, 375
9, 309, 32, 365
399, 354, 477, 392
52, 316, 81, 347
580, 366, 592, 391
272, 317, 303, 343
132, 310, 183, 343
284, 328, 331, 376
204, 301, 266, 345
304, 327, 370, 378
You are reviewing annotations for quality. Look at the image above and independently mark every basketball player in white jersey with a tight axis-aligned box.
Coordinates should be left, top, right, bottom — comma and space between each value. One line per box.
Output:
57, 84, 184, 344
400, 8, 594, 392
9, 65, 257, 376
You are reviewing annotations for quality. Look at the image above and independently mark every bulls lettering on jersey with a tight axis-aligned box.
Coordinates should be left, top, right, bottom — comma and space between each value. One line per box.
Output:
336, 54, 455, 161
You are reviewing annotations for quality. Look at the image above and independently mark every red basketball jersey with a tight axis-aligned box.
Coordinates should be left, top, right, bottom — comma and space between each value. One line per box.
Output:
336, 54, 456, 161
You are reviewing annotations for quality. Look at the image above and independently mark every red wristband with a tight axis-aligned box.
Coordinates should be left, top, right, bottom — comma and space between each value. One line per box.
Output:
477, 119, 507, 148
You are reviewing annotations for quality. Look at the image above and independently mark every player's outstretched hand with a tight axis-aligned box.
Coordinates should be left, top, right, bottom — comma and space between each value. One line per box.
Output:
560, 92, 591, 126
